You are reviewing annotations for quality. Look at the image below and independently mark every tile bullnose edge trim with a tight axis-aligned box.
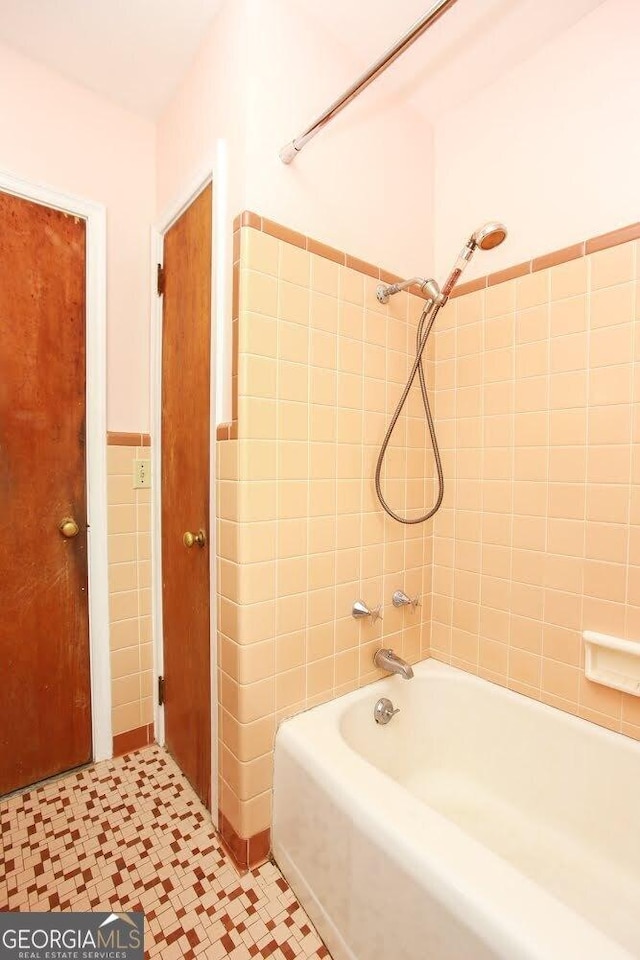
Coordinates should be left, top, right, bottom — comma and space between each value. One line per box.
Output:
450, 219, 640, 299
107, 431, 151, 447
218, 808, 271, 874
112, 722, 155, 757
216, 422, 238, 441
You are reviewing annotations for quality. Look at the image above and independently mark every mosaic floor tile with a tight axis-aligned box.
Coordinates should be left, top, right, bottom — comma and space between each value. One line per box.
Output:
0, 745, 330, 960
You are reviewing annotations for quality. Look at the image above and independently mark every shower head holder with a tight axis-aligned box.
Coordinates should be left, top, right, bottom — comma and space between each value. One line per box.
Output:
376, 277, 442, 305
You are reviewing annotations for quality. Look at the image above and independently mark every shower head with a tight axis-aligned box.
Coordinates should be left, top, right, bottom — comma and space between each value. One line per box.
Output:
439, 220, 508, 301
471, 222, 507, 251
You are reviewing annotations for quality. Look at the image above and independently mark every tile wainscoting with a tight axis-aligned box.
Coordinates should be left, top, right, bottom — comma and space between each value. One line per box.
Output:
216, 212, 435, 866
431, 222, 640, 736
106, 431, 154, 755
216, 214, 640, 870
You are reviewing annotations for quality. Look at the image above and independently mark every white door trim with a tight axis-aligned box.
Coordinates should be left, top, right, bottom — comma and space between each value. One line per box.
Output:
0, 168, 111, 762
151, 160, 221, 821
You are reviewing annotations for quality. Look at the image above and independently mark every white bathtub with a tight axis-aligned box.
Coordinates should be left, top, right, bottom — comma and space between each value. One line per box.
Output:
272, 659, 640, 960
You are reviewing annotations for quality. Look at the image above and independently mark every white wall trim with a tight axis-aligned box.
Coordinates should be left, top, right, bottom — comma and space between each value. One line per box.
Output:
214, 140, 229, 427
150, 227, 165, 750
0, 168, 111, 762
151, 164, 219, 822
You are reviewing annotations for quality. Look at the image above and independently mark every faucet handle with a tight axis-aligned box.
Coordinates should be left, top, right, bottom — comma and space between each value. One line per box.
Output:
392, 590, 421, 611
352, 600, 382, 622
370, 603, 383, 622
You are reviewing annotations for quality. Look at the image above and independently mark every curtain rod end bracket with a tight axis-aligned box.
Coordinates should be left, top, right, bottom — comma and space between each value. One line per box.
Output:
279, 141, 299, 164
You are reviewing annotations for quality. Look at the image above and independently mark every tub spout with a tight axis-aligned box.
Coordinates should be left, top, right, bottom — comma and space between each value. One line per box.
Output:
374, 647, 414, 680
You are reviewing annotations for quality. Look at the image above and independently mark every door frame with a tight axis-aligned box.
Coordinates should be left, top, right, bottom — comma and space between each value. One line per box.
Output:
151, 161, 222, 820
0, 168, 111, 762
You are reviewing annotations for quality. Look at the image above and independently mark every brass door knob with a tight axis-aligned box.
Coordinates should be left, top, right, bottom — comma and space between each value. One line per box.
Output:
183, 529, 206, 548
59, 517, 79, 538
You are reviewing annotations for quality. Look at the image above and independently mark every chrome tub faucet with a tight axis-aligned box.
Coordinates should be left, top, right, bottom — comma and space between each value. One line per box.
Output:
374, 647, 414, 680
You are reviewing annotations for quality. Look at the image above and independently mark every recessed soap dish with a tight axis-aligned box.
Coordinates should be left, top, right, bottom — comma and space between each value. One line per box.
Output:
584, 630, 640, 696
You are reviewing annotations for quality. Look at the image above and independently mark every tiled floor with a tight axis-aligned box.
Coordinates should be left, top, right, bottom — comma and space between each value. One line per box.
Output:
0, 746, 330, 960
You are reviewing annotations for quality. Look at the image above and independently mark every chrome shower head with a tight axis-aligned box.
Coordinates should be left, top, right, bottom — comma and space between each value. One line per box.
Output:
439, 220, 508, 301
471, 222, 507, 251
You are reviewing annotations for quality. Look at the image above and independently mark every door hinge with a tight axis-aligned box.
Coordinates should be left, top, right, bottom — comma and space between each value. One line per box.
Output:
158, 675, 165, 706
157, 263, 165, 297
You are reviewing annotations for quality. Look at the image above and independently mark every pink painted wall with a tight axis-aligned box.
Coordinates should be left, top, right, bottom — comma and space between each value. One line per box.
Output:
156, 0, 249, 424
242, 0, 433, 280
433, 0, 640, 280
157, 0, 432, 278
0, 41, 155, 432
155, 0, 247, 223
156, 0, 433, 422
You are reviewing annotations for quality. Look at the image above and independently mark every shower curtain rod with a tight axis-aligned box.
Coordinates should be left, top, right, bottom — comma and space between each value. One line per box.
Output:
279, 0, 460, 164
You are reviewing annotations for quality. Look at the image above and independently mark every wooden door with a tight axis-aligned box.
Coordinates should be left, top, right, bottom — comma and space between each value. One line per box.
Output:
0, 190, 91, 796
161, 184, 212, 807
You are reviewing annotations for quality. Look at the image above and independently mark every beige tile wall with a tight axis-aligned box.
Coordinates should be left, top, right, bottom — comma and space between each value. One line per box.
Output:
431, 239, 640, 738
107, 443, 154, 737
217, 226, 436, 840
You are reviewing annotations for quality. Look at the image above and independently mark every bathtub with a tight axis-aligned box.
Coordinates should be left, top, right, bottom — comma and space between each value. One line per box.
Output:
272, 659, 640, 960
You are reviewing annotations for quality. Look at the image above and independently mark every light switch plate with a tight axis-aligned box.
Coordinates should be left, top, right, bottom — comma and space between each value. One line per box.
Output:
134, 459, 151, 489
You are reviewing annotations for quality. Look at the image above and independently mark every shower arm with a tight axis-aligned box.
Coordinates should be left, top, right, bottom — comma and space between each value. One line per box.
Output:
376, 276, 442, 305
279, 0, 460, 164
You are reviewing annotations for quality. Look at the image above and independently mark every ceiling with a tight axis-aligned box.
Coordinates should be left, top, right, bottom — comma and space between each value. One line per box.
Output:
292, 0, 607, 123
0, 0, 224, 117
0, 0, 605, 120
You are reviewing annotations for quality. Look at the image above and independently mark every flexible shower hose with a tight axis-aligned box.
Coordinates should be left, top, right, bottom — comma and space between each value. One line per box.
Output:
375, 298, 445, 524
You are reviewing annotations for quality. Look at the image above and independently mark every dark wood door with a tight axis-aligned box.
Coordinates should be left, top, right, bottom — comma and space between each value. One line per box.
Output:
161, 184, 212, 808
0, 190, 91, 796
